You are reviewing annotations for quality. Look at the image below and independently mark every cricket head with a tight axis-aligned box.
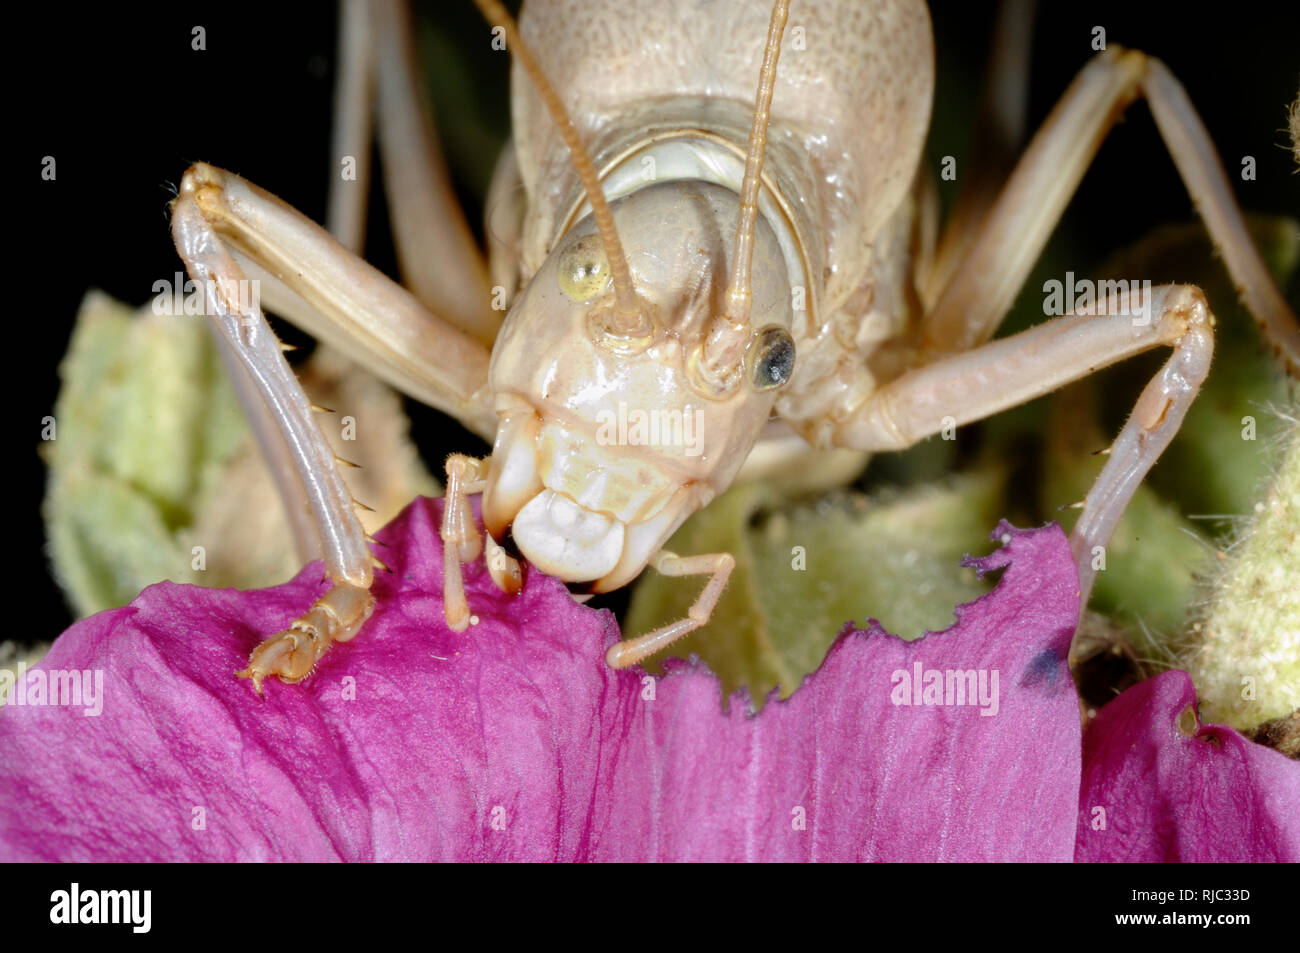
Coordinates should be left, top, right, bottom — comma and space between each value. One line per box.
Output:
479, 0, 795, 591
483, 181, 795, 592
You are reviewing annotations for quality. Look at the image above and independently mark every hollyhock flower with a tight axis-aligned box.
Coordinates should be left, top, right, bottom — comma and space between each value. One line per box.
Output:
1, 499, 1295, 861
1076, 670, 1300, 861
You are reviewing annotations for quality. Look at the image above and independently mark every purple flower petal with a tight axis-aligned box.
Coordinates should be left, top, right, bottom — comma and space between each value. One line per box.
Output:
2, 501, 1081, 861
1076, 670, 1300, 862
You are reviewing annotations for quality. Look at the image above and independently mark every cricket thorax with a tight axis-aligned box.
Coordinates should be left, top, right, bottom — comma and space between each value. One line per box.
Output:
550, 127, 819, 339
514, 0, 934, 322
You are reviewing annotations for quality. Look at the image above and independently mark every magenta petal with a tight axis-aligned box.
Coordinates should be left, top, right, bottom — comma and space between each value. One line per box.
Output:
599, 520, 1083, 861
1076, 670, 1300, 862
2, 502, 1081, 861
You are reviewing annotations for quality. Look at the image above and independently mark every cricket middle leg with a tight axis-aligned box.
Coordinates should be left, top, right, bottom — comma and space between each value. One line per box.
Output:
829, 284, 1214, 611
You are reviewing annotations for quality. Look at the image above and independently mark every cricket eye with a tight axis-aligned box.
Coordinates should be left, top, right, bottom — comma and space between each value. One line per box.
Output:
557, 234, 610, 302
748, 325, 795, 391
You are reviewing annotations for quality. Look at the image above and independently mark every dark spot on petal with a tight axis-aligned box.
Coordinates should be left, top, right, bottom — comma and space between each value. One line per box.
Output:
1018, 647, 1067, 694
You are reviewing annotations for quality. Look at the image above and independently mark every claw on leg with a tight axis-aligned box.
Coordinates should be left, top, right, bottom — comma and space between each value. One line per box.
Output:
237, 582, 375, 695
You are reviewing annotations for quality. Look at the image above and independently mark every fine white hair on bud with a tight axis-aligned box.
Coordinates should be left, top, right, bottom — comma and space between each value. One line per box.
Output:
1181, 400, 1300, 748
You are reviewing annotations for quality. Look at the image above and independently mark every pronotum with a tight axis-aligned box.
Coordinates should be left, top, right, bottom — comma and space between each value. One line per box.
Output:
163, 0, 1299, 693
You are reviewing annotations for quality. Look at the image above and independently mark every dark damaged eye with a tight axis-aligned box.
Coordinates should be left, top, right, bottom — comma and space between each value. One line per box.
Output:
749, 325, 795, 390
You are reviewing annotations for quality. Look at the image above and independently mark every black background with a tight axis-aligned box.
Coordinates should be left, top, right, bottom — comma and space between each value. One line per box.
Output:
4, 861, 1284, 936
14, 1, 1300, 641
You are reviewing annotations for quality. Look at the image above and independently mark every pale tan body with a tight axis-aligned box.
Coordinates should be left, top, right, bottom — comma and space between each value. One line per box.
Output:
168, 0, 1298, 692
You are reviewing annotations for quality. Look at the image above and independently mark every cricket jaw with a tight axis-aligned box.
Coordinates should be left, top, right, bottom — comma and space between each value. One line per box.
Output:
511, 489, 627, 582
481, 395, 715, 592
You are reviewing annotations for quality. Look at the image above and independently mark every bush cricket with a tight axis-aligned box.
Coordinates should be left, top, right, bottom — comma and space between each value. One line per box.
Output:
164, 0, 1299, 692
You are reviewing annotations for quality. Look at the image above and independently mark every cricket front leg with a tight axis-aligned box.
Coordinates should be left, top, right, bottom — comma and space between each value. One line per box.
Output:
829, 284, 1214, 612
172, 192, 375, 693
170, 164, 494, 692
605, 551, 736, 669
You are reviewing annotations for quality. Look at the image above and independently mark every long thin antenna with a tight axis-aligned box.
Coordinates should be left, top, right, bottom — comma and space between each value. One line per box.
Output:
472, 0, 644, 329
723, 0, 790, 326
700, 0, 790, 383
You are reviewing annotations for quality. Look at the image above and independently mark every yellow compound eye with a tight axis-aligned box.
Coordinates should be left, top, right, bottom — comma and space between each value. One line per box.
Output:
557, 234, 610, 302
748, 325, 795, 391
